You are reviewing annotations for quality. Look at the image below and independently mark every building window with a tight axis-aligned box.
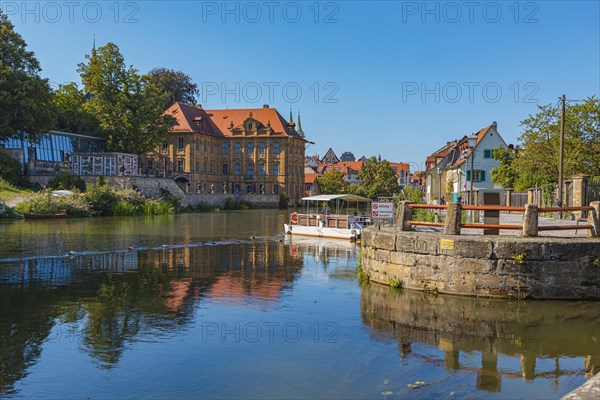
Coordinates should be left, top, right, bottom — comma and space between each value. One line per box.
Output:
247, 142, 254, 154
146, 160, 153, 172
273, 184, 279, 195
273, 142, 279, 154
204, 140, 207, 152
234, 183, 241, 194
483, 149, 493, 159
467, 169, 486, 182
203, 162, 207, 173
259, 142, 265, 154
222, 163, 228, 175
247, 163, 254, 179
259, 163, 265, 176
222, 142, 229, 154
209, 163, 213, 174
177, 159, 184, 172
210, 142, 213, 153
273, 163, 279, 176
235, 163, 241, 176
235, 142, 241, 154
162, 140, 168, 150
178, 138, 184, 150
196, 140, 199, 151
259, 184, 265, 194
195, 161, 199, 173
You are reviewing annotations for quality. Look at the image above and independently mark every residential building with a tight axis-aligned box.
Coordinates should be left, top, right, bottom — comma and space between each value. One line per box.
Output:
321, 148, 340, 165
389, 162, 410, 187
424, 122, 507, 203
141, 103, 307, 203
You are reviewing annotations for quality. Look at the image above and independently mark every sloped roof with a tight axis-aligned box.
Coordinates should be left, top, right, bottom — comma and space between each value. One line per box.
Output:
165, 102, 303, 139
305, 173, 318, 184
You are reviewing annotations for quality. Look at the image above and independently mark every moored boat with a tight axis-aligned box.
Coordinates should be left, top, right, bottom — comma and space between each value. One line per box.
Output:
24, 212, 68, 220
284, 194, 371, 240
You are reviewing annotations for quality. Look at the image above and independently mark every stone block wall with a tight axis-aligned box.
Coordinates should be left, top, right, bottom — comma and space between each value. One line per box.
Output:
361, 227, 600, 299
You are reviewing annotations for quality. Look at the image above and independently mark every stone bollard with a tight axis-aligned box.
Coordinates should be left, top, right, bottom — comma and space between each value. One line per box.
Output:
444, 202, 462, 235
505, 188, 513, 208
396, 201, 414, 231
522, 204, 539, 237
587, 201, 600, 238
527, 188, 535, 205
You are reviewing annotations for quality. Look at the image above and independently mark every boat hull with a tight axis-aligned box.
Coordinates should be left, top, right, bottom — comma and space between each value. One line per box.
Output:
284, 223, 360, 240
24, 212, 67, 220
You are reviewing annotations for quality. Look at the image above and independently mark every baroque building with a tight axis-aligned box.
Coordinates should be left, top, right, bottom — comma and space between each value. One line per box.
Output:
141, 103, 307, 203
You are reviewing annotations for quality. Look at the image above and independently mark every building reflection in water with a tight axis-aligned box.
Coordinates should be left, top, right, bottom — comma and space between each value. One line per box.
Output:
361, 283, 600, 393
0, 240, 309, 395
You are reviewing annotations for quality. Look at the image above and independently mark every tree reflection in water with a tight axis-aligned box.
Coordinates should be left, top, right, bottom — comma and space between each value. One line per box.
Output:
0, 240, 309, 394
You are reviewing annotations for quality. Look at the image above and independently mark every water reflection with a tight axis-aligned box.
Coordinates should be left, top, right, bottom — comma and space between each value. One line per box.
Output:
361, 283, 600, 394
0, 240, 304, 395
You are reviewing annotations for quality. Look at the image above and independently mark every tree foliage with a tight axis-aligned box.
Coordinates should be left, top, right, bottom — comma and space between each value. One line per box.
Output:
78, 43, 174, 154
358, 157, 400, 199
317, 169, 347, 194
0, 11, 54, 141
490, 146, 518, 189
491, 97, 599, 191
147, 68, 199, 108
52, 83, 100, 135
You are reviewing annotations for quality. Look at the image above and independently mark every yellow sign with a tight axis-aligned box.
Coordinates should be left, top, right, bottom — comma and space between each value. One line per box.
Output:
440, 239, 455, 250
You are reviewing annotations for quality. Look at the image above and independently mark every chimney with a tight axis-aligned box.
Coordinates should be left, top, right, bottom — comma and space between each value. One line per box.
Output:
263, 104, 269, 108
492, 121, 497, 128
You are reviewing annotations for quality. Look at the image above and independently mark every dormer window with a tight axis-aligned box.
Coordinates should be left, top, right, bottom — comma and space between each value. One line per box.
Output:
248, 123, 253, 130
194, 119, 203, 130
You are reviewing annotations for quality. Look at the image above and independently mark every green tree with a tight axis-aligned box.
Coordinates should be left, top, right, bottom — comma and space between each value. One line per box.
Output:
147, 68, 199, 108
358, 157, 400, 199
52, 82, 100, 134
491, 145, 518, 189
317, 169, 347, 194
78, 43, 174, 154
0, 11, 54, 141
492, 97, 599, 191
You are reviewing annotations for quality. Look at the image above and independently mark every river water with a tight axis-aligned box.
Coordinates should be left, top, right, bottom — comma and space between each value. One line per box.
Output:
0, 210, 598, 399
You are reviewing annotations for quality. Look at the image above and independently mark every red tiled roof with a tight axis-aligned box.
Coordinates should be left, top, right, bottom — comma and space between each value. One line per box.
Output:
205, 107, 302, 138
165, 102, 303, 139
305, 173, 318, 184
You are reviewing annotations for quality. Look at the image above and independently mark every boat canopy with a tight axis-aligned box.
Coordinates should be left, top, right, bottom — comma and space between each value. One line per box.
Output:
301, 194, 371, 202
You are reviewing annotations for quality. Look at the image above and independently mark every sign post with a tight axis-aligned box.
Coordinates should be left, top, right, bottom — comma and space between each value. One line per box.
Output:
371, 202, 395, 221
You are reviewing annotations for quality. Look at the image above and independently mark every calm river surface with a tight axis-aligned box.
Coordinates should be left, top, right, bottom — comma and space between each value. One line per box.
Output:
1, 210, 598, 399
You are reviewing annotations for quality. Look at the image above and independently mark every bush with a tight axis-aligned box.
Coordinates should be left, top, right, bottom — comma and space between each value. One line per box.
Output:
224, 197, 252, 210
114, 187, 146, 206
84, 177, 117, 216
13, 191, 89, 217
112, 199, 141, 216
158, 188, 181, 209
0, 155, 25, 186
48, 172, 86, 191
278, 193, 289, 209
143, 199, 175, 215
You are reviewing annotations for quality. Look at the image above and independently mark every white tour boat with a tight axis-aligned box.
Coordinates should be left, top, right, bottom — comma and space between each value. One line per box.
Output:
284, 194, 371, 240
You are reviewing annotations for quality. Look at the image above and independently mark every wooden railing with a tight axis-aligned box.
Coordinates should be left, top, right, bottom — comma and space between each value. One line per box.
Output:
397, 202, 599, 237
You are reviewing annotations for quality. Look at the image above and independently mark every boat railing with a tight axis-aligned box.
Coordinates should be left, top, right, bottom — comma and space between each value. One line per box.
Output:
295, 213, 366, 229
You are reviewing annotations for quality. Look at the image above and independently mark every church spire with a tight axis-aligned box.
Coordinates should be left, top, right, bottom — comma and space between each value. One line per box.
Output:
289, 107, 293, 123
297, 111, 303, 133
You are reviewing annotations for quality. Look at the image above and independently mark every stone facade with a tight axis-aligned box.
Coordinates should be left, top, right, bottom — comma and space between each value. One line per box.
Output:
361, 227, 600, 299
140, 103, 306, 204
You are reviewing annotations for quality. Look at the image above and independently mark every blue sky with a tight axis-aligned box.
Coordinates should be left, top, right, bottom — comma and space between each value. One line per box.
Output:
4, 0, 599, 169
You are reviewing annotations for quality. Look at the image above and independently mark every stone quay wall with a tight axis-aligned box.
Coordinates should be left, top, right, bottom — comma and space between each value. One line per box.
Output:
79, 176, 280, 208
361, 227, 600, 299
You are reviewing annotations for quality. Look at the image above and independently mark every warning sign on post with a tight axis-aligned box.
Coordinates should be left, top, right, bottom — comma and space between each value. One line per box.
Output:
371, 202, 395, 219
